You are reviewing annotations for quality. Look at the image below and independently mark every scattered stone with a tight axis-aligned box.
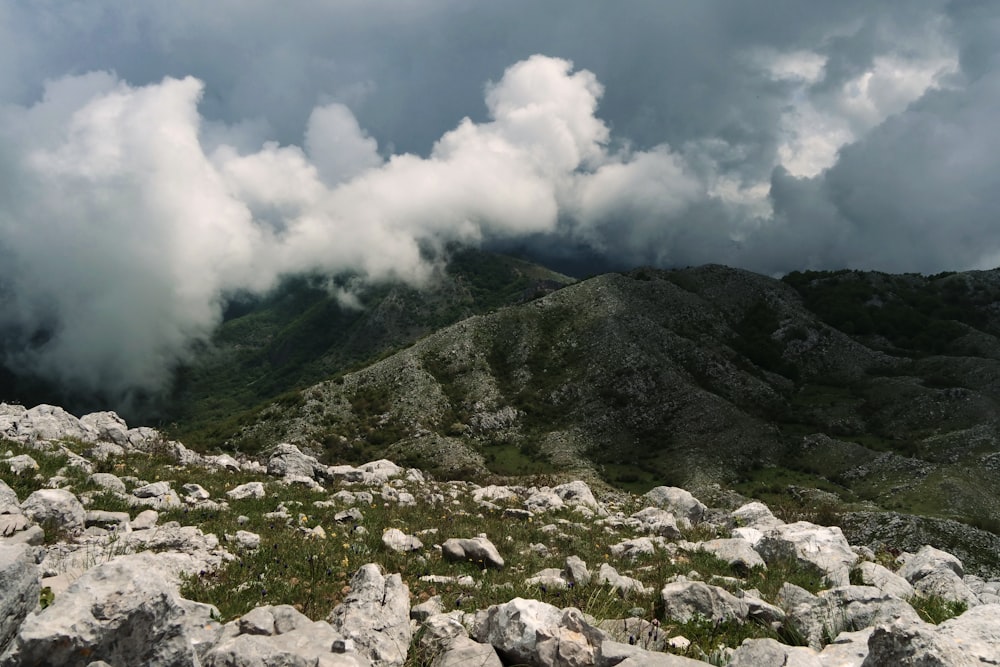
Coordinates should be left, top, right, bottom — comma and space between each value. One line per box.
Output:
335, 508, 364, 523
643, 486, 706, 524
5, 455, 38, 475
432, 635, 502, 667
227, 482, 265, 500
235, 530, 261, 550
899, 545, 965, 583
382, 528, 423, 553
129, 509, 158, 532
565, 555, 591, 587
660, 580, 749, 624
267, 443, 325, 480
182, 483, 210, 501
609, 536, 657, 559
410, 596, 444, 621
627, 507, 682, 538
442, 536, 504, 569
858, 561, 914, 599
89, 472, 127, 494
20, 488, 86, 536
598, 563, 652, 596
553, 480, 607, 516
697, 538, 766, 573
732, 501, 783, 530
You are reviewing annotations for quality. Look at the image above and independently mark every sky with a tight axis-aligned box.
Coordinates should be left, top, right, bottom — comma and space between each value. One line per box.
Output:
1, 0, 999, 404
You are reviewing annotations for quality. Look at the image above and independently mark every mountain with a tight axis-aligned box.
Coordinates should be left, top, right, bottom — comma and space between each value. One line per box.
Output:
222, 264, 1000, 535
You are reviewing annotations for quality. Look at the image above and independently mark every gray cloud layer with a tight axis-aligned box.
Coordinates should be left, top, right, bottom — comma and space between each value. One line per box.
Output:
1, 0, 998, 401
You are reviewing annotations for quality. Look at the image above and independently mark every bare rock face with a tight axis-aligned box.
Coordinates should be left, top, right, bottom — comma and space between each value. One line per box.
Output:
0, 543, 41, 655
472, 598, 607, 667
20, 488, 86, 536
899, 545, 965, 583
12, 554, 215, 667
441, 536, 504, 569
327, 564, 412, 667
697, 538, 766, 572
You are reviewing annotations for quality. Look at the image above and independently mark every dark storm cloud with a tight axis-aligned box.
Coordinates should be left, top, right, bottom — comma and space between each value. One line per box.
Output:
0, 0, 997, 401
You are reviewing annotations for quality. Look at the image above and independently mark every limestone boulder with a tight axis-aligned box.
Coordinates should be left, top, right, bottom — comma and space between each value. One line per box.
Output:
756, 521, 857, 586
12, 554, 217, 667
442, 536, 504, 569
267, 443, 325, 480
473, 598, 607, 667
553, 481, 607, 516
382, 528, 423, 553
697, 538, 766, 573
20, 488, 85, 536
898, 545, 964, 583
80, 411, 130, 446
660, 581, 749, 624
863, 618, 977, 667
326, 564, 411, 667
857, 561, 913, 599
0, 544, 41, 655
627, 507, 681, 539
643, 486, 706, 524
227, 482, 265, 500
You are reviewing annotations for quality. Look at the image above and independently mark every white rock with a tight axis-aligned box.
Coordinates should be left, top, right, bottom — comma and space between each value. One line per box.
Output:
660, 581, 749, 624
553, 481, 607, 516
756, 521, 857, 586
732, 501, 784, 530
5, 454, 38, 475
382, 528, 423, 553
0, 543, 41, 654
326, 564, 411, 667
697, 538, 766, 572
643, 486, 706, 523
598, 563, 652, 596
898, 545, 964, 583
442, 537, 504, 569
20, 488, 86, 536
473, 598, 606, 667
227, 482, 266, 500
627, 507, 681, 539
89, 472, 127, 494
14, 554, 218, 666
858, 561, 914, 600
131, 509, 159, 530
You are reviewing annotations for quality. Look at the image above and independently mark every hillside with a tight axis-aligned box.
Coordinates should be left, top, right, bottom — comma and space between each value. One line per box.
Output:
224, 265, 1000, 538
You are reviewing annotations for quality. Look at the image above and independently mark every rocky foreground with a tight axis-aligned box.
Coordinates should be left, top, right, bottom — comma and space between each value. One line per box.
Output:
2, 403, 1000, 666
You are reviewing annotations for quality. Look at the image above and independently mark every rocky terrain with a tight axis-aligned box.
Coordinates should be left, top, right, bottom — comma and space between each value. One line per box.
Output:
3, 402, 1000, 666
222, 265, 1000, 540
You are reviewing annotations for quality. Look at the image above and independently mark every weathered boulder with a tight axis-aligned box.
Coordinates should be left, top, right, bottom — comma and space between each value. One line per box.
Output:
553, 481, 607, 516
382, 528, 423, 553
227, 482, 265, 500
267, 443, 324, 480
597, 563, 652, 596
0, 480, 19, 515
608, 536, 657, 560
15, 404, 94, 442
442, 536, 504, 569
863, 617, 977, 667
205, 605, 370, 667
732, 501, 783, 530
431, 635, 502, 667
660, 581, 749, 624
643, 486, 706, 524
327, 564, 411, 667
5, 455, 38, 475
89, 472, 127, 494
778, 583, 921, 650
20, 488, 86, 536
898, 545, 964, 583
857, 561, 914, 599
525, 489, 564, 513
728, 638, 822, 666
565, 555, 591, 587
697, 538, 766, 572
12, 554, 217, 667
627, 507, 681, 538
473, 598, 607, 667
936, 603, 1000, 664
756, 521, 857, 586
80, 411, 130, 445
912, 568, 980, 607
0, 544, 41, 655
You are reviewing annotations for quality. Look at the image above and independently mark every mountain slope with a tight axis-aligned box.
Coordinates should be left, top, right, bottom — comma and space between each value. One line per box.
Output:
226, 264, 1000, 530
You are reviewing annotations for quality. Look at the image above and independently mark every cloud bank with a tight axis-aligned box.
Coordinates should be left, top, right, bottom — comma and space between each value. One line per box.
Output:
1, 1, 999, 403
